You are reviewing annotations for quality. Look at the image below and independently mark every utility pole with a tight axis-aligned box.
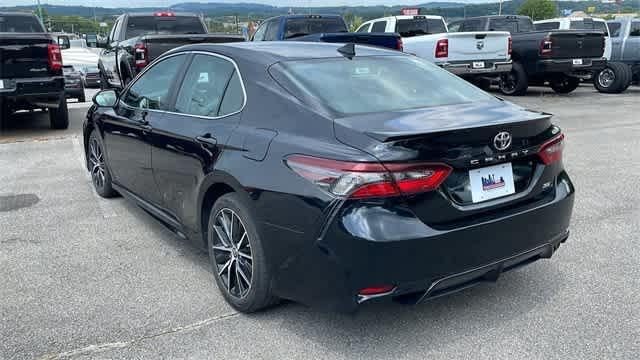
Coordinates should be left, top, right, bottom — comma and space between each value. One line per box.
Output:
499, 0, 503, 15
36, 0, 44, 23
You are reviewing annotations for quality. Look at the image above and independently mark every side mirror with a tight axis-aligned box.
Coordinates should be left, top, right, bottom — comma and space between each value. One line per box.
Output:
58, 35, 70, 50
93, 90, 118, 108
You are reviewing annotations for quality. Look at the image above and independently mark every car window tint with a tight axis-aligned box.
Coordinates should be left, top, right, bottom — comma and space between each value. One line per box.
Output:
594, 21, 609, 36
371, 21, 387, 32
535, 22, 559, 31
125, 16, 205, 38
0, 15, 45, 32
252, 22, 267, 41
264, 20, 280, 41
462, 19, 484, 32
272, 56, 495, 115
284, 18, 347, 39
427, 18, 447, 34
447, 21, 461, 32
631, 21, 640, 36
175, 54, 235, 117
607, 22, 621, 37
121, 55, 185, 110
218, 71, 245, 116
489, 19, 518, 32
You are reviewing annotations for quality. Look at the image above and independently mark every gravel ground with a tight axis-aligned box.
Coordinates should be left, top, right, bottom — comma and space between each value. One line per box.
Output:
0, 85, 638, 360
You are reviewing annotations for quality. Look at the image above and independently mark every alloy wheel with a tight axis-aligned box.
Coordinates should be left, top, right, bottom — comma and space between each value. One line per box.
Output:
598, 68, 615, 88
211, 208, 253, 299
89, 138, 106, 190
500, 72, 517, 93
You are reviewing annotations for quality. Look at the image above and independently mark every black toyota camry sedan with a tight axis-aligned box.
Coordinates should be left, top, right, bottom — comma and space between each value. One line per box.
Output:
84, 42, 574, 313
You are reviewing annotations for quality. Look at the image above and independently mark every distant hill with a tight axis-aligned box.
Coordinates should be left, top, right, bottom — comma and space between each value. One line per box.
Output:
1, 1, 637, 21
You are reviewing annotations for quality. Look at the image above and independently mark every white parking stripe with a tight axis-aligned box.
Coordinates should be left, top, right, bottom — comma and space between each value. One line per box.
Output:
71, 137, 119, 218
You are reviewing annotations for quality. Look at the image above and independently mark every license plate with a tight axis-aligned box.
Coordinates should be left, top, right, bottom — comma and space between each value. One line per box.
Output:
469, 163, 516, 203
572, 59, 583, 65
0, 80, 4, 89
472, 61, 485, 69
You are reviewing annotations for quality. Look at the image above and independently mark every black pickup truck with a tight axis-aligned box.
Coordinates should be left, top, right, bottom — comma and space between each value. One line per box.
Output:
0, 12, 69, 129
449, 15, 606, 95
99, 12, 243, 89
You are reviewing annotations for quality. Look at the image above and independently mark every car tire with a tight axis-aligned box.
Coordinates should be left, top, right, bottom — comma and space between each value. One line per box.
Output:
49, 97, 69, 129
499, 62, 528, 96
594, 62, 631, 94
549, 76, 580, 94
88, 130, 118, 198
207, 193, 278, 313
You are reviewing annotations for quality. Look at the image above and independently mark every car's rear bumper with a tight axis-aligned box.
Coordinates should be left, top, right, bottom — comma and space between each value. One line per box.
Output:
269, 172, 574, 313
0, 76, 64, 108
537, 58, 607, 74
440, 60, 512, 76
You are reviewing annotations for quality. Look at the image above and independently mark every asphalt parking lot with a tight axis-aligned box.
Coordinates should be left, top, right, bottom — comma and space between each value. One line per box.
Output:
1, 85, 639, 359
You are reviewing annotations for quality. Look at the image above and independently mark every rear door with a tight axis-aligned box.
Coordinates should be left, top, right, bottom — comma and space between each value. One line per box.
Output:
149, 53, 245, 225
101, 53, 187, 204
622, 20, 640, 63
100, 17, 123, 87
607, 21, 624, 60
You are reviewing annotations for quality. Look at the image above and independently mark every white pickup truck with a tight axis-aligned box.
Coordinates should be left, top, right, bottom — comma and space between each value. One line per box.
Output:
534, 17, 612, 60
356, 15, 512, 80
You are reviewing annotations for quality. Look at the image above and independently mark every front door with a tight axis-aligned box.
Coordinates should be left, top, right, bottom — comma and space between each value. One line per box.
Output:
102, 53, 188, 205
148, 53, 245, 227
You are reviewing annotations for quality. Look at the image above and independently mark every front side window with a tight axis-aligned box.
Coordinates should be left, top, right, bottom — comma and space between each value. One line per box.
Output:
608, 22, 621, 37
271, 55, 495, 116
174, 54, 237, 117
252, 22, 267, 41
631, 21, 640, 36
121, 54, 186, 110
356, 23, 370, 32
0, 15, 45, 32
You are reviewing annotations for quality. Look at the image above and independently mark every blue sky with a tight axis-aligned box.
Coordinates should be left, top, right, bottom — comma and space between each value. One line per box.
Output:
3, 0, 493, 8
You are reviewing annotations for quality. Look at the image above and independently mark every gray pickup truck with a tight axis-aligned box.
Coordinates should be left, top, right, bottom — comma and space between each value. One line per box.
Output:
594, 18, 640, 93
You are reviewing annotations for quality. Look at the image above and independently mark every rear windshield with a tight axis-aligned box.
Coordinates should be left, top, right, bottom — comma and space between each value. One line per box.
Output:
570, 19, 609, 36
535, 22, 560, 31
0, 15, 44, 32
284, 18, 347, 39
396, 17, 447, 37
271, 56, 494, 115
125, 16, 205, 38
489, 18, 533, 33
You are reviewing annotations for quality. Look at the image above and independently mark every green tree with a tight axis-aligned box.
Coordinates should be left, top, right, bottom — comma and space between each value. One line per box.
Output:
350, 16, 364, 32
517, 0, 558, 21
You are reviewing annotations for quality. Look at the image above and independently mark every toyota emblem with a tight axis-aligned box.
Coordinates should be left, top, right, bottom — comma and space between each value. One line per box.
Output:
493, 131, 512, 151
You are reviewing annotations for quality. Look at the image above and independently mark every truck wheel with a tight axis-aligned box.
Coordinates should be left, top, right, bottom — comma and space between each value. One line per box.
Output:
549, 76, 580, 94
499, 62, 528, 96
49, 98, 69, 130
594, 62, 631, 94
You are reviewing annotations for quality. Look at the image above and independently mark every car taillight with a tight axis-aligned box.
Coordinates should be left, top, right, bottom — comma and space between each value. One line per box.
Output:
134, 43, 148, 69
358, 285, 395, 296
47, 44, 62, 71
397, 38, 404, 52
540, 37, 553, 56
285, 155, 451, 199
538, 134, 564, 165
508, 36, 512, 56
435, 38, 448, 58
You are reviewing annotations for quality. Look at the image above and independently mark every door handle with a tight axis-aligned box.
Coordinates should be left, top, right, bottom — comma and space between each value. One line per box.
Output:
196, 134, 217, 147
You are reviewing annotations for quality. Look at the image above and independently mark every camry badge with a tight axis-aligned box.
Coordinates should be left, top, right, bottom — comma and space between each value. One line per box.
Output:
493, 132, 512, 151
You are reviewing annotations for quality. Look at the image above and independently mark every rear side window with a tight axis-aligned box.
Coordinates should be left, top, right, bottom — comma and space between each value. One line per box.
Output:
218, 72, 245, 116
371, 21, 387, 32
252, 22, 267, 41
283, 18, 347, 39
608, 22, 621, 37
0, 15, 44, 32
356, 23, 370, 32
594, 21, 609, 36
447, 21, 462, 32
125, 16, 205, 38
517, 18, 534, 32
427, 19, 447, 34
271, 56, 494, 115
175, 55, 236, 117
631, 21, 640, 36
122, 55, 186, 110
535, 22, 560, 31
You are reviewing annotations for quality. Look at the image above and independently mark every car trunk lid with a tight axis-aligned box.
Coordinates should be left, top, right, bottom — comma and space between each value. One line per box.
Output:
546, 30, 604, 59
444, 31, 511, 61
